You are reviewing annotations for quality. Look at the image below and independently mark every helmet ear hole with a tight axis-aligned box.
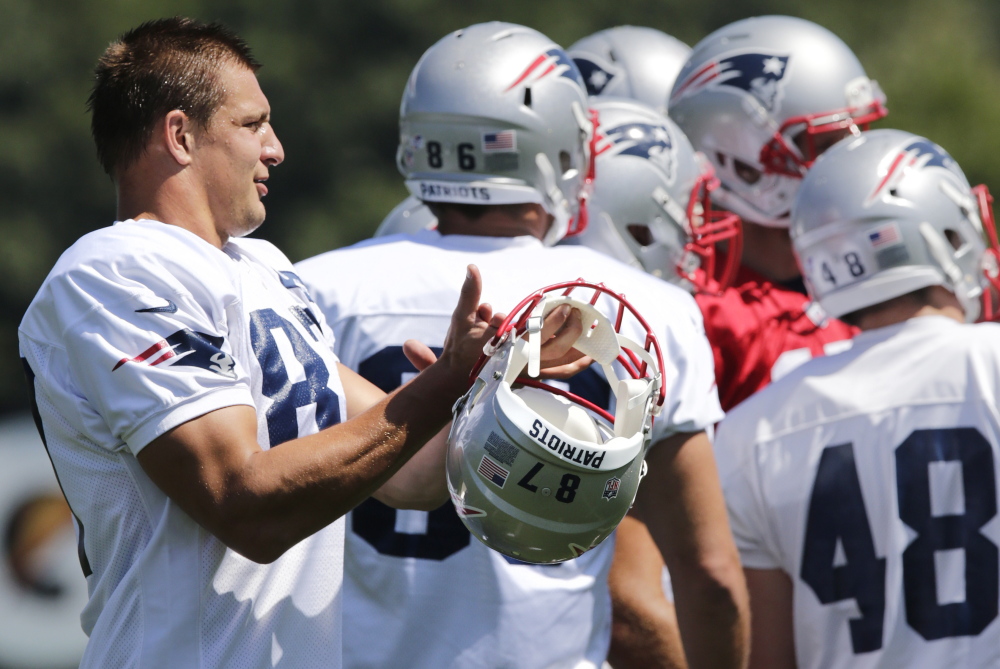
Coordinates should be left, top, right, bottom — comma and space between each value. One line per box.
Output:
626, 224, 655, 247
559, 150, 572, 174
523, 87, 532, 107
944, 228, 964, 251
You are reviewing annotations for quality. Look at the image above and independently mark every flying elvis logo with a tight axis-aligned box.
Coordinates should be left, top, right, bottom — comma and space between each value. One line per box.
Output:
596, 121, 677, 183
573, 56, 619, 96
865, 139, 961, 206
671, 51, 791, 112
506, 48, 584, 92
113, 329, 236, 379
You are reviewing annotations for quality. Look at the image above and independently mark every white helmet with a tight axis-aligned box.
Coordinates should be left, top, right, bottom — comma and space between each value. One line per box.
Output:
448, 280, 665, 564
568, 26, 691, 114
668, 15, 887, 227
373, 196, 437, 237
398, 22, 596, 245
792, 129, 1000, 322
574, 97, 742, 293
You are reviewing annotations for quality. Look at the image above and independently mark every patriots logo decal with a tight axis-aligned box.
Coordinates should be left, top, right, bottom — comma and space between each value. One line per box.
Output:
573, 56, 619, 96
506, 48, 584, 92
596, 122, 677, 183
113, 329, 237, 379
865, 139, 962, 206
671, 51, 791, 112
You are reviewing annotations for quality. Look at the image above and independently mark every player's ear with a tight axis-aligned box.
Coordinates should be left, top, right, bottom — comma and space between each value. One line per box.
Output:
162, 109, 196, 167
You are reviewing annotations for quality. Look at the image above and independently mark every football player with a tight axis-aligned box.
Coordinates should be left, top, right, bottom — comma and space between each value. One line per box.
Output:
668, 15, 887, 411
717, 129, 1000, 668
17, 18, 543, 668
570, 97, 741, 668
569, 25, 691, 114
296, 22, 748, 669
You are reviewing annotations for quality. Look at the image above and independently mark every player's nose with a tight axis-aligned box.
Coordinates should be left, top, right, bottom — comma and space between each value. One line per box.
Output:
262, 125, 284, 167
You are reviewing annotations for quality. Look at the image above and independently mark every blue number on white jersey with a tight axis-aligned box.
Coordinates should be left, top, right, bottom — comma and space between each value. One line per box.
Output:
801, 428, 998, 653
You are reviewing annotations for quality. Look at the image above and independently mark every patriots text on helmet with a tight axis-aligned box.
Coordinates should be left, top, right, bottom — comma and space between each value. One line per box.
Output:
529, 419, 605, 469
419, 182, 491, 202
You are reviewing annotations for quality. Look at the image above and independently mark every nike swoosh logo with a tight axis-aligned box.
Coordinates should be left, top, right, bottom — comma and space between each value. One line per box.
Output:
135, 299, 178, 314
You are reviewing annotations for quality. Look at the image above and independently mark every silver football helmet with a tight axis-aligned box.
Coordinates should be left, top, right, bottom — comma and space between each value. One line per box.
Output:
399, 22, 596, 245
792, 129, 1000, 323
568, 26, 691, 114
575, 98, 742, 293
668, 15, 887, 227
448, 280, 665, 564
374, 196, 437, 237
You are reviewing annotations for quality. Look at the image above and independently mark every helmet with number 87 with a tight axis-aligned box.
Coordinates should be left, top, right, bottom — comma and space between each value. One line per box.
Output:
574, 98, 742, 293
668, 15, 887, 227
447, 280, 665, 564
398, 22, 596, 245
568, 26, 691, 114
792, 128, 1000, 323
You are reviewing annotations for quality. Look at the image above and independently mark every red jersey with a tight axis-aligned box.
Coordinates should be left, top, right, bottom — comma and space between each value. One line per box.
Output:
695, 264, 858, 411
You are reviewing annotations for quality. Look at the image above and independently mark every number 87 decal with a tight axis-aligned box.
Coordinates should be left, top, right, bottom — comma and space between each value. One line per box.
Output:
800, 427, 998, 654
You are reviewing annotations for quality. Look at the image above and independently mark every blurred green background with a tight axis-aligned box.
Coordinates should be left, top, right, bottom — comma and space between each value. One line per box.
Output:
3, 0, 1000, 417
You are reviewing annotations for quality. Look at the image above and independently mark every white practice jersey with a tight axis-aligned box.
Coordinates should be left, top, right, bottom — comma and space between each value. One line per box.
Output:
296, 230, 721, 669
19, 219, 348, 669
716, 315, 1000, 669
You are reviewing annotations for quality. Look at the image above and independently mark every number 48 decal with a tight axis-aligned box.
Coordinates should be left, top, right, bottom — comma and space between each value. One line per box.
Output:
800, 428, 998, 654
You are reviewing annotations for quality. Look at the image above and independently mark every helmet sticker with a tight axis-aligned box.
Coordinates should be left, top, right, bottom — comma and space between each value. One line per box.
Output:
573, 55, 620, 96
602, 477, 621, 501
597, 122, 677, 184
485, 431, 520, 466
477, 455, 510, 488
866, 139, 962, 206
482, 131, 517, 153
671, 51, 791, 113
505, 48, 584, 92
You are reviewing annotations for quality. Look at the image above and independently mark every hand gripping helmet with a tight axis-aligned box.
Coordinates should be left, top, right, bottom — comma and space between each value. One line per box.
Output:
668, 15, 887, 227
398, 22, 596, 245
374, 196, 437, 237
791, 129, 1000, 323
568, 26, 692, 114
574, 98, 742, 293
448, 280, 665, 563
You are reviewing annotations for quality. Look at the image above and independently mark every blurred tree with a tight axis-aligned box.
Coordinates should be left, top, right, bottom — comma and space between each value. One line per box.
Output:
3, 0, 1000, 417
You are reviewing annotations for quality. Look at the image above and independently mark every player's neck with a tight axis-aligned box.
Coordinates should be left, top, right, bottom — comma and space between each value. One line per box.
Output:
739, 220, 800, 282
855, 287, 965, 331
116, 168, 228, 248
436, 205, 550, 241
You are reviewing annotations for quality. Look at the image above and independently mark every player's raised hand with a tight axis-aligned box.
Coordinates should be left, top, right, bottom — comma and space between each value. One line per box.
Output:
434, 265, 505, 381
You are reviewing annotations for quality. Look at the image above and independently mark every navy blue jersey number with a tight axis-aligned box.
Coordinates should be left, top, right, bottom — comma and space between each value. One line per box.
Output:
249, 308, 341, 447
800, 429, 998, 654
352, 345, 611, 561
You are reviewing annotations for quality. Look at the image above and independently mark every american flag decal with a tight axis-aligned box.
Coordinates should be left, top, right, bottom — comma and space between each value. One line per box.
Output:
868, 223, 901, 249
478, 455, 509, 488
483, 131, 516, 152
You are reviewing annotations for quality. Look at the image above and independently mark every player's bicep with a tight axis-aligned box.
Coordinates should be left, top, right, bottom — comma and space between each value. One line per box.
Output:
137, 405, 262, 540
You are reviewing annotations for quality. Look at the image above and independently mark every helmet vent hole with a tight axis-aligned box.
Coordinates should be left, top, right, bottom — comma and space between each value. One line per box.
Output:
523, 87, 532, 107
608, 49, 619, 63
944, 228, 963, 251
889, 188, 898, 197
559, 150, 572, 174
627, 224, 655, 247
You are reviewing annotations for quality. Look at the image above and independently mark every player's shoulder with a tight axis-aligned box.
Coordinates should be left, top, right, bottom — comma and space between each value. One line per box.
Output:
228, 235, 294, 271
296, 231, 441, 280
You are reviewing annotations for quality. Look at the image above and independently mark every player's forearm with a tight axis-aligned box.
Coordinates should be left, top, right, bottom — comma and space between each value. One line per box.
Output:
670, 557, 749, 669
239, 359, 467, 557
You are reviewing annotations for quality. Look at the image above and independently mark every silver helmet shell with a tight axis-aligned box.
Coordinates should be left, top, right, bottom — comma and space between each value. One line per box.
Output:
668, 15, 887, 227
374, 196, 437, 237
568, 26, 691, 114
399, 22, 596, 245
575, 97, 742, 293
448, 280, 665, 564
792, 129, 1000, 323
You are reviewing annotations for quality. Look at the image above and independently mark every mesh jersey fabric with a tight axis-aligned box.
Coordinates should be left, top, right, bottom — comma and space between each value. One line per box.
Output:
19, 219, 347, 669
